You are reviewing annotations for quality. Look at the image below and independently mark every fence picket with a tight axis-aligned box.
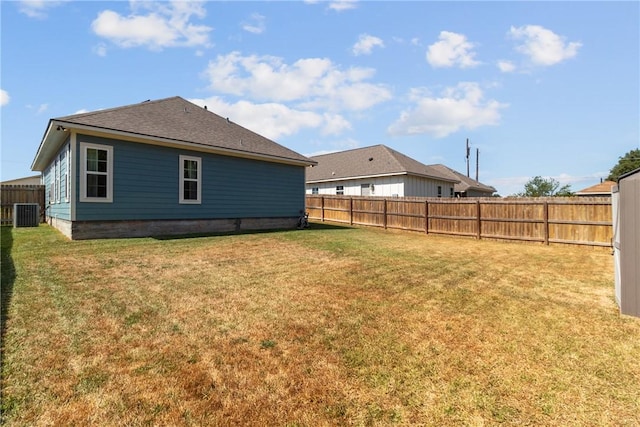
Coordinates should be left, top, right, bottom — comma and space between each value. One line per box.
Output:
306, 195, 612, 248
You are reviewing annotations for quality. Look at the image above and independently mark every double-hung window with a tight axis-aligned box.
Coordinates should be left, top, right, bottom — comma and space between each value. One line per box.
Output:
179, 155, 201, 204
80, 142, 113, 202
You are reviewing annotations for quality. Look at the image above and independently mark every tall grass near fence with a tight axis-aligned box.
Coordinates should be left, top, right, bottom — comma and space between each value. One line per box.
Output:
307, 195, 612, 247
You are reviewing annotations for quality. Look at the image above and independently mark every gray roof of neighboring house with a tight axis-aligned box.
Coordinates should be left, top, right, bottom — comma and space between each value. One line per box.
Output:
32, 96, 314, 170
306, 145, 458, 183
428, 164, 496, 194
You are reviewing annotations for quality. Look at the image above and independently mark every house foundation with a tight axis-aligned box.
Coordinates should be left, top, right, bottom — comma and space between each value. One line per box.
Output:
46, 217, 300, 240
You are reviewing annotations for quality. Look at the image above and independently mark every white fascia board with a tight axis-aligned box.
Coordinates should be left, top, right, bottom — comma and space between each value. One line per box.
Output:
31, 120, 69, 171
306, 172, 408, 184
307, 171, 459, 184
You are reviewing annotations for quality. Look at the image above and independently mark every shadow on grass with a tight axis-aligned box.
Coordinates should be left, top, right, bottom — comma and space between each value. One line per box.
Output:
1, 226, 15, 389
152, 221, 353, 241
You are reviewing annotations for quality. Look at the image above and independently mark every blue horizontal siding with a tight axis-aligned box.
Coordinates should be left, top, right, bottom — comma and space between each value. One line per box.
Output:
45, 140, 71, 220
75, 134, 305, 221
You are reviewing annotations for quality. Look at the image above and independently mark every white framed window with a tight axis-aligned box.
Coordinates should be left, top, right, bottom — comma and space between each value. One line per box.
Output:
65, 144, 70, 202
179, 155, 201, 204
437, 186, 442, 198
336, 185, 344, 195
80, 142, 113, 203
48, 165, 54, 204
311, 187, 319, 195
54, 158, 60, 203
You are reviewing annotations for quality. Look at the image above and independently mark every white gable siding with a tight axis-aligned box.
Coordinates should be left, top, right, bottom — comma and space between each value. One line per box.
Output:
405, 175, 454, 198
306, 175, 455, 198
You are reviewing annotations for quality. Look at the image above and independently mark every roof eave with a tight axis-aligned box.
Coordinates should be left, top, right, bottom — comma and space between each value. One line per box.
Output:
307, 171, 459, 184
53, 122, 316, 167
31, 120, 68, 171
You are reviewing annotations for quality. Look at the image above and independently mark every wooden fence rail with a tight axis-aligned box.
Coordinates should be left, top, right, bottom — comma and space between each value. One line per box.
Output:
306, 195, 613, 248
1, 185, 46, 225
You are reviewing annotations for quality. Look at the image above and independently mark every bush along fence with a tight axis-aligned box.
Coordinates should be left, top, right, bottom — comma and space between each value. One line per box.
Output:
306, 195, 613, 248
1, 185, 46, 225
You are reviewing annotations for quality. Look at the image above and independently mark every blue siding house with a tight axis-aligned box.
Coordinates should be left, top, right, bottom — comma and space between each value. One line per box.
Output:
31, 96, 315, 239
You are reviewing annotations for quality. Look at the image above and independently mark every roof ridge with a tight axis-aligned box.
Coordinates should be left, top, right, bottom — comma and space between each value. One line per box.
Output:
380, 145, 410, 170
56, 96, 184, 121
310, 144, 385, 159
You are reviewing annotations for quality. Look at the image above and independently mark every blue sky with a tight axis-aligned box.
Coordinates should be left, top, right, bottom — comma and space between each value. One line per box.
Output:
1, 0, 638, 195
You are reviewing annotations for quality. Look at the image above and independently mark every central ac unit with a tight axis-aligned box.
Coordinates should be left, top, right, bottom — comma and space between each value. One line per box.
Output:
13, 203, 40, 228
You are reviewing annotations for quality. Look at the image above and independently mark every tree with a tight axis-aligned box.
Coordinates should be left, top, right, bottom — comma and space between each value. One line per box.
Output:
516, 176, 573, 197
607, 149, 640, 181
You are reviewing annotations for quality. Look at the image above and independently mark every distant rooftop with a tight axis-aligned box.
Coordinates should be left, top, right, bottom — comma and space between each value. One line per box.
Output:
306, 145, 458, 183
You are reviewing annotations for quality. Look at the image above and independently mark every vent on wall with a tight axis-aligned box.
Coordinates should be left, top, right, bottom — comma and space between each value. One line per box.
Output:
13, 203, 40, 228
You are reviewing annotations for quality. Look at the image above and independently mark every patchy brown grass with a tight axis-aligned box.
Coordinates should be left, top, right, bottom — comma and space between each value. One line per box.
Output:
1, 223, 639, 426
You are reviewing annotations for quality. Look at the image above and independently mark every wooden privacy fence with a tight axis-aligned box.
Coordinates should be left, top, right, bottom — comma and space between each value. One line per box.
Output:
1, 185, 46, 225
306, 195, 613, 248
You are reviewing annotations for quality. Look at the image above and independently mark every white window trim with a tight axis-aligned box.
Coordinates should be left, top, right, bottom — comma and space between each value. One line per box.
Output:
80, 142, 113, 203
54, 158, 60, 204
64, 144, 70, 202
179, 155, 202, 204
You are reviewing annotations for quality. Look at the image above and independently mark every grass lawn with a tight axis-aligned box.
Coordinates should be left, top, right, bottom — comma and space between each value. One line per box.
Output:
1, 223, 639, 426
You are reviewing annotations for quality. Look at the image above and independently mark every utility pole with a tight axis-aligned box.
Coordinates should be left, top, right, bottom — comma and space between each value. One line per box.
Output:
466, 138, 470, 177
476, 148, 479, 181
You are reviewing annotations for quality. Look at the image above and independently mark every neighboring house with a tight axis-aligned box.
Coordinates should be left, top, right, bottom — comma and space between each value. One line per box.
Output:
575, 180, 616, 197
31, 96, 315, 239
429, 164, 496, 197
305, 145, 458, 198
1, 175, 42, 185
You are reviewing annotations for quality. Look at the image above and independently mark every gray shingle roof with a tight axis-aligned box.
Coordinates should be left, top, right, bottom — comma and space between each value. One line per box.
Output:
429, 164, 496, 194
51, 96, 312, 165
306, 145, 458, 183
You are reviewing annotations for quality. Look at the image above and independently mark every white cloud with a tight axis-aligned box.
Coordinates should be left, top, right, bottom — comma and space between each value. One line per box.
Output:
189, 96, 341, 141
387, 82, 507, 138
18, 0, 68, 19
352, 34, 384, 56
242, 13, 266, 34
426, 31, 480, 69
0, 89, 9, 107
202, 52, 392, 112
328, 0, 358, 12
509, 25, 581, 66
93, 43, 108, 57
37, 103, 49, 114
497, 60, 516, 73
91, 1, 212, 50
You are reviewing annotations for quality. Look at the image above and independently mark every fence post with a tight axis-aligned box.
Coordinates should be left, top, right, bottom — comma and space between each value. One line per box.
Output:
476, 200, 481, 240
383, 198, 388, 229
544, 201, 549, 245
349, 197, 353, 226
425, 200, 429, 234
321, 196, 325, 222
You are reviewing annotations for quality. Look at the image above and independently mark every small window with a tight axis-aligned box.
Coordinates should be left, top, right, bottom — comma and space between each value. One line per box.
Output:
54, 157, 60, 203
437, 186, 442, 198
336, 185, 344, 195
179, 155, 201, 204
65, 144, 70, 202
311, 187, 319, 195
80, 142, 113, 203
450, 187, 454, 197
